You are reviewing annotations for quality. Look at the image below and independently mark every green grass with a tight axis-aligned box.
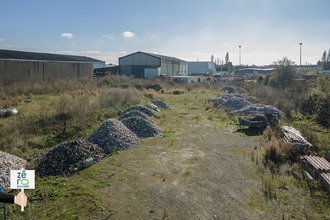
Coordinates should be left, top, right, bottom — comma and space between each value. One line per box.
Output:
1, 78, 329, 219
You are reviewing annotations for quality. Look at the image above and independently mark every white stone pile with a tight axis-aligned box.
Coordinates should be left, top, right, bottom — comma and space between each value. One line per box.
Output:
0, 151, 27, 192
87, 119, 141, 154
208, 87, 281, 118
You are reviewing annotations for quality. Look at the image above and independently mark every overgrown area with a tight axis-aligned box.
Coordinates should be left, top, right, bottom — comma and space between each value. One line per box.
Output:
1, 75, 329, 219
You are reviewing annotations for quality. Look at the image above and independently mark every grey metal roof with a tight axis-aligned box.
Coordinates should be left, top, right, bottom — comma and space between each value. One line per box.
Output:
0, 49, 104, 63
119, 51, 187, 62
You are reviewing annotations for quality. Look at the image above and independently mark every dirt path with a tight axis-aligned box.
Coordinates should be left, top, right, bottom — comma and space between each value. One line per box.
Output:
93, 93, 273, 220
91, 92, 327, 220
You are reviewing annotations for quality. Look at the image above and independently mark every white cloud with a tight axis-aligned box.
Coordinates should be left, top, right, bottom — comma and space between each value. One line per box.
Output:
60, 33, 73, 39
102, 34, 114, 40
82, 50, 102, 55
122, 31, 136, 39
0, 38, 5, 42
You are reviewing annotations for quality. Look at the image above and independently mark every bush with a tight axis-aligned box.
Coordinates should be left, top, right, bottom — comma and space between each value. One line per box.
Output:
145, 84, 162, 92
263, 138, 291, 165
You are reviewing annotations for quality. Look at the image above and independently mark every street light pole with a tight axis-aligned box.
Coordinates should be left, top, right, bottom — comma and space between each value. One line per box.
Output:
239, 46, 241, 66
299, 43, 302, 66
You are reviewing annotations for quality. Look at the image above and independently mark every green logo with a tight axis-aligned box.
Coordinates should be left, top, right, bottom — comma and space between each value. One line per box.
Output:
17, 170, 29, 187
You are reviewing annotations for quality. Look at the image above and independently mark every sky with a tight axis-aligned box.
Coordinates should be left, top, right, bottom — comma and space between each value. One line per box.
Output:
1, 0, 329, 66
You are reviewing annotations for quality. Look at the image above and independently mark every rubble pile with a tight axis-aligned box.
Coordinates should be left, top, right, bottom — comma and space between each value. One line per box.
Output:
118, 110, 155, 124
121, 105, 158, 117
0, 151, 27, 192
235, 87, 247, 93
220, 96, 250, 110
233, 104, 281, 117
219, 86, 236, 94
121, 116, 163, 139
34, 139, 105, 177
151, 99, 171, 109
246, 96, 258, 103
144, 102, 160, 112
87, 119, 141, 154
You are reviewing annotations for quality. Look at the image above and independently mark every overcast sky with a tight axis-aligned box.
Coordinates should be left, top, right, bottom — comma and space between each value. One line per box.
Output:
1, 0, 329, 65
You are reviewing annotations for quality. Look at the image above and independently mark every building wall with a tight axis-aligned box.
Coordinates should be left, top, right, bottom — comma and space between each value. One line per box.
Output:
119, 53, 161, 77
188, 62, 216, 74
92, 61, 106, 69
0, 59, 93, 84
119, 52, 187, 78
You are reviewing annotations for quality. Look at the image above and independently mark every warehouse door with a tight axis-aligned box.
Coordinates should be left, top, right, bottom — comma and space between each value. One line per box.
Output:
131, 65, 145, 78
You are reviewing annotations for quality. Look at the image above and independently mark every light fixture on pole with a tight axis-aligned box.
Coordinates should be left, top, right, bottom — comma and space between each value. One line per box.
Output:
299, 43, 302, 66
239, 46, 241, 66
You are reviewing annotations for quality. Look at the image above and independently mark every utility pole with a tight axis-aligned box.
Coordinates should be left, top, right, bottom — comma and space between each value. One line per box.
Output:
299, 43, 302, 66
239, 46, 241, 66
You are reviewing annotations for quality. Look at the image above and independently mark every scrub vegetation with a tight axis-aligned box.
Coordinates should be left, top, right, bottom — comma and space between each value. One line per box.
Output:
0, 74, 329, 219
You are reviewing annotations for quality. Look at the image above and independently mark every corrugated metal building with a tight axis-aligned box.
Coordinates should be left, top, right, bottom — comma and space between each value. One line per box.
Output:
119, 51, 188, 78
0, 49, 105, 69
188, 61, 216, 75
0, 49, 105, 83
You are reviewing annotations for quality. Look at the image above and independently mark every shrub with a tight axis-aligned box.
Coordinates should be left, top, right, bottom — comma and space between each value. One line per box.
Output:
146, 84, 162, 92
263, 138, 291, 165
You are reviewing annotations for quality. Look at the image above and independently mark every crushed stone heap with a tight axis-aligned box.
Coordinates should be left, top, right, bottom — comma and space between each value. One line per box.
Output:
121, 105, 158, 117
232, 104, 281, 117
144, 101, 160, 112
121, 116, 163, 139
220, 96, 250, 111
151, 99, 171, 109
118, 110, 155, 124
34, 139, 106, 177
87, 119, 141, 154
219, 86, 236, 94
0, 151, 27, 192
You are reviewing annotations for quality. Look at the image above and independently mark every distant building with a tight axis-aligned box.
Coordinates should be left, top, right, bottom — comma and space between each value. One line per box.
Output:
188, 61, 216, 75
119, 51, 188, 78
0, 49, 105, 83
0, 49, 105, 69
235, 67, 274, 76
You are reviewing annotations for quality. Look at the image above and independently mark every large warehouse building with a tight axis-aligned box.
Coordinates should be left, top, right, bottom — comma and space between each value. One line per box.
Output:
119, 51, 188, 78
188, 61, 216, 75
0, 49, 105, 83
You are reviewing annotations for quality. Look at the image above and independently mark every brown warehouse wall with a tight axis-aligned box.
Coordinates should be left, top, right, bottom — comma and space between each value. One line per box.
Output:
0, 59, 93, 84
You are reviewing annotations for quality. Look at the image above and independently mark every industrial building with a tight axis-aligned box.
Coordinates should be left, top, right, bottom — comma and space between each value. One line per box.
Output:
119, 51, 188, 78
188, 61, 216, 75
0, 49, 105, 69
0, 49, 105, 83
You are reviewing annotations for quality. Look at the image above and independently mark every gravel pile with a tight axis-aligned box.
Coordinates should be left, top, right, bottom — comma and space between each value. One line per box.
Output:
0, 151, 27, 192
87, 119, 141, 154
34, 139, 105, 177
246, 96, 258, 103
235, 87, 247, 93
151, 99, 171, 109
121, 116, 163, 139
220, 96, 250, 110
118, 110, 155, 124
206, 97, 226, 106
144, 102, 160, 112
219, 86, 236, 94
233, 104, 281, 118
121, 105, 158, 117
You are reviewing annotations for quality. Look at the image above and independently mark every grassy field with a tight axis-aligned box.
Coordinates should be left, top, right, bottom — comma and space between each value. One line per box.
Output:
1, 77, 329, 219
